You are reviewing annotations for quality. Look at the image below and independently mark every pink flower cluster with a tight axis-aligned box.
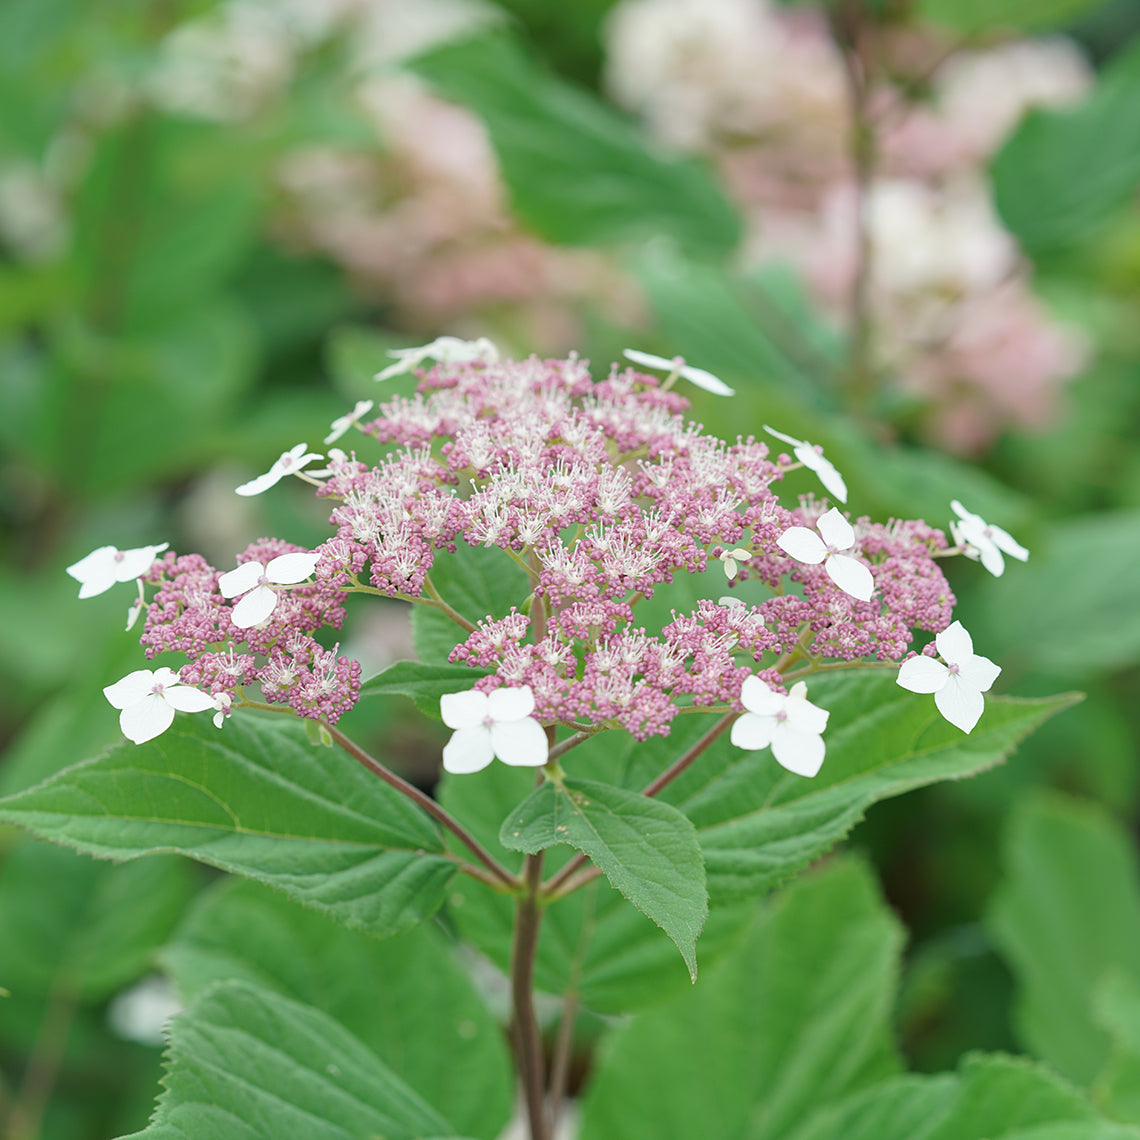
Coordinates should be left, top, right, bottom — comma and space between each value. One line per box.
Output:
139, 538, 360, 723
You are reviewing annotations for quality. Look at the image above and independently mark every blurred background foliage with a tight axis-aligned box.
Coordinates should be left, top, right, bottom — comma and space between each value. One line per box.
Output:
0, 0, 1139, 1135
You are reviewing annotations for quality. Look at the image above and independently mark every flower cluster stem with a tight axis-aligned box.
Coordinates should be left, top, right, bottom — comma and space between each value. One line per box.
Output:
511, 850, 549, 1140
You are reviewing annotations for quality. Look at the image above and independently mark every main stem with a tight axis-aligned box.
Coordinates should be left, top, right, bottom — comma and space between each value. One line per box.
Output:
511, 851, 548, 1140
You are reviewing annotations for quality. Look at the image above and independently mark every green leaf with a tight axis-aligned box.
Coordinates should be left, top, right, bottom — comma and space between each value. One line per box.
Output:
0, 838, 192, 1001
408, 32, 740, 259
0, 714, 455, 941
992, 43, 1140, 255
411, 541, 530, 664
976, 510, 1140, 674
578, 858, 902, 1140
783, 1074, 959, 1140
358, 660, 492, 717
1093, 972, 1140, 1124
161, 879, 512, 1140
500, 775, 707, 980
988, 793, 1140, 1086
115, 980, 461, 1140
685, 673, 1080, 902
919, 0, 1106, 33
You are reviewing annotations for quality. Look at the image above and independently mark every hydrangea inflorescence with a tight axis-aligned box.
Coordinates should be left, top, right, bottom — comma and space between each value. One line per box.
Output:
77, 344, 1024, 764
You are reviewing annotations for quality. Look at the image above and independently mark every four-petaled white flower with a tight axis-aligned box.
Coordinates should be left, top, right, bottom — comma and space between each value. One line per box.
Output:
730, 676, 829, 777
324, 400, 374, 445
763, 425, 848, 503
66, 542, 169, 599
949, 500, 1029, 578
896, 620, 1001, 734
235, 443, 324, 497
440, 685, 548, 774
375, 336, 500, 381
103, 667, 216, 745
218, 552, 321, 628
719, 547, 752, 579
622, 348, 735, 397
777, 508, 874, 601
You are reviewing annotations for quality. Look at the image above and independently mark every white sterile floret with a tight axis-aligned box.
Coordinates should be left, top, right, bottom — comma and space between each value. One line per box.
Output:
763, 425, 848, 503
896, 620, 1001, 734
375, 336, 500, 381
66, 542, 169, 599
235, 443, 323, 497
440, 685, 549, 774
622, 348, 735, 396
719, 547, 752, 579
949, 499, 1029, 578
730, 676, 829, 777
218, 551, 321, 628
777, 507, 874, 601
324, 400, 374, 445
103, 667, 215, 745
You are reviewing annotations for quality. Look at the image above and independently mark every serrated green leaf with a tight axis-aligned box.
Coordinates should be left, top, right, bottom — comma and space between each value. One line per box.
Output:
359, 660, 492, 717
115, 980, 461, 1140
500, 775, 707, 980
992, 43, 1140, 255
783, 1074, 959, 1140
0, 714, 455, 941
0, 838, 192, 1001
578, 858, 902, 1140
989, 793, 1140, 1087
409, 32, 740, 259
160, 878, 512, 1140
412, 541, 530, 664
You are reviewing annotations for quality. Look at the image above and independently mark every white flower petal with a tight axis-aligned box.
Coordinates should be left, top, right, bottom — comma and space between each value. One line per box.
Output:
230, 585, 278, 628
896, 655, 948, 694
491, 718, 549, 766
443, 726, 495, 773
785, 693, 829, 737
739, 675, 784, 716
440, 689, 490, 730
115, 544, 169, 582
807, 453, 848, 503
103, 669, 160, 710
777, 526, 827, 564
771, 724, 825, 777
119, 694, 176, 745
989, 524, 1029, 562
68, 546, 121, 598
163, 684, 216, 713
266, 552, 320, 584
487, 685, 536, 723
623, 348, 675, 371
825, 554, 875, 601
816, 508, 854, 550
935, 621, 974, 664
950, 500, 978, 524
234, 469, 283, 497
218, 561, 264, 599
730, 712, 776, 751
762, 424, 803, 448
934, 675, 985, 733
958, 653, 1001, 693
679, 363, 734, 397
975, 541, 1006, 578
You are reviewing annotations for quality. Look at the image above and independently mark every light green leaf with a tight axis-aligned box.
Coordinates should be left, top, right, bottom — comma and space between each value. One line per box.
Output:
0, 837, 192, 1001
919, 0, 1106, 33
160, 879, 512, 1140
783, 1074, 959, 1140
578, 858, 902, 1140
115, 980, 462, 1140
992, 43, 1140, 255
412, 541, 530, 664
0, 714, 455, 941
1093, 972, 1140, 1124
359, 660, 492, 717
976, 510, 1140, 674
500, 775, 707, 980
988, 793, 1140, 1085
409, 32, 740, 259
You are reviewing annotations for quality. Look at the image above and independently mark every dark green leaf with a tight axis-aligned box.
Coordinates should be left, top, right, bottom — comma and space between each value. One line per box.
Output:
115, 980, 460, 1140
161, 879, 512, 1140
409, 32, 740, 259
578, 858, 902, 1140
359, 660, 492, 717
0, 714, 454, 941
500, 775, 707, 980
